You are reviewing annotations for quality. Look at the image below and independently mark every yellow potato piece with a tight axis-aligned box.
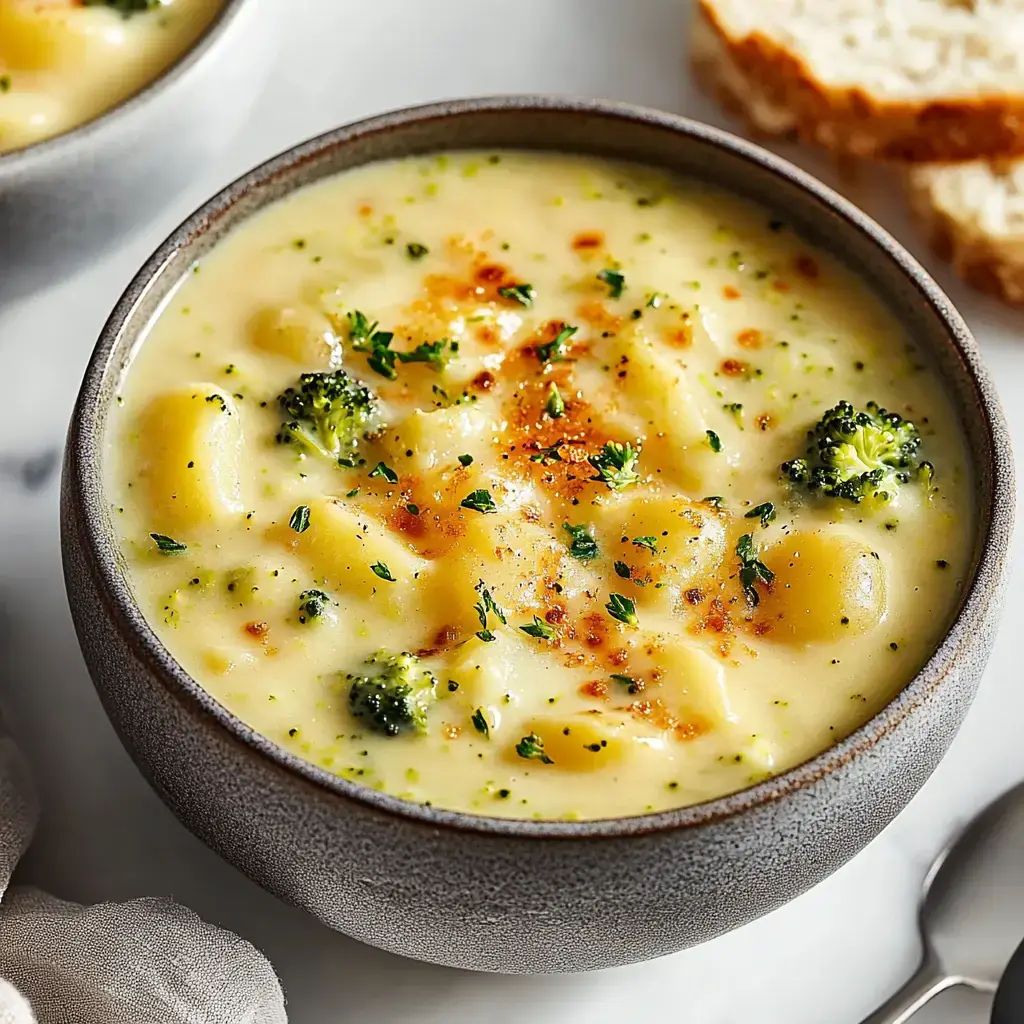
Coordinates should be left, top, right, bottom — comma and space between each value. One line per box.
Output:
381, 404, 496, 477
268, 497, 426, 610
0, 89, 64, 150
136, 386, 244, 533
0, 1, 127, 71
421, 512, 594, 637
760, 531, 888, 644
247, 305, 340, 367
656, 642, 736, 728
595, 493, 727, 604
510, 712, 664, 773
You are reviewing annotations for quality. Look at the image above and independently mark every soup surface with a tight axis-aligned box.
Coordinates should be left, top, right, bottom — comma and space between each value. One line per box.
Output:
107, 152, 973, 821
0, 0, 222, 154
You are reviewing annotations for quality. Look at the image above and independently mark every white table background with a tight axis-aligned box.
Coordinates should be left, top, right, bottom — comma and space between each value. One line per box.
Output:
1, 1, 1021, 1020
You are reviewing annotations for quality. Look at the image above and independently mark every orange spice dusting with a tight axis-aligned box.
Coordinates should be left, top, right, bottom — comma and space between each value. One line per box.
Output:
755, 412, 774, 431
608, 647, 630, 667
684, 587, 705, 606
665, 326, 693, 348
772, 279, 791, 293
674, 720, 707, 741
472, 370, 496, 390
581, 612, 609, 649
580, 680, 609, 700
244, 621, 269, 641
720, 358, 748, 377
572, 231, 604, 253
357, 204, 373, 217
442, 723, 462, 741
576, 299, 623, 333
723, 285, 741, 300
736, 328, 764, 349
795, 254, 820, 280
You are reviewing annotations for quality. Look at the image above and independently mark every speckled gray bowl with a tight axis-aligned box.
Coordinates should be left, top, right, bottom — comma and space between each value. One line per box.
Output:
0, 0, 275, 301
61, 97, 1015, 974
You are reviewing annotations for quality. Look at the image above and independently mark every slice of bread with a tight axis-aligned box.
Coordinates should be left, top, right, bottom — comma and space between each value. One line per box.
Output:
692, 0, 1024, 162
908, 158, 1024, 305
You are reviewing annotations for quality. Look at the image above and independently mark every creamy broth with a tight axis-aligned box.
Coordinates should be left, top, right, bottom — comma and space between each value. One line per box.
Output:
0, 0, 222, 154
106, 152, 973, 821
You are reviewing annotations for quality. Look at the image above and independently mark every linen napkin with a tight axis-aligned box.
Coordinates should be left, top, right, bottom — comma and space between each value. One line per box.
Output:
0, 715, 288, 1023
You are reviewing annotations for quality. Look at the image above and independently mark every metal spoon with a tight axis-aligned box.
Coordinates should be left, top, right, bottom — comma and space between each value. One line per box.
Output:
861, 779, 1024, 1023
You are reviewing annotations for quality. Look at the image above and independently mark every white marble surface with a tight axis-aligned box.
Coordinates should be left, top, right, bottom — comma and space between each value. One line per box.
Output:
1, 1, 1021, 1020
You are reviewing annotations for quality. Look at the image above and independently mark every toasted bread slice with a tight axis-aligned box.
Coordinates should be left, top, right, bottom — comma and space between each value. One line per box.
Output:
908, 158, 1024, 305
692, 0, 1024, 163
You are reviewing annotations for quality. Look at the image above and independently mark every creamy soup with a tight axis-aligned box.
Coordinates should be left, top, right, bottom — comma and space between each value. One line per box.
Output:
106, 152, 972, 821
0, 0, 222, 154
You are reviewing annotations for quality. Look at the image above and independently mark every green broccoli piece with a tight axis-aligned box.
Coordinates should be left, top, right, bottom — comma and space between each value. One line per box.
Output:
346, 651, 438, 737
781, 400, 927, 506
275, 369, 380, 465
297, 589, 333, 624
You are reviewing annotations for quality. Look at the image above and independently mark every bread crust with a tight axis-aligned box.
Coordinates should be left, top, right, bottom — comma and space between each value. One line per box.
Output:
693, 1, 1024, 163
908, 166, 1024, 306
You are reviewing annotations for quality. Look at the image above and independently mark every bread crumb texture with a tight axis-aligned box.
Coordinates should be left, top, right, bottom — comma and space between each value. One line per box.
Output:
693, 0, 1024, 161
909, 158, 1024, 304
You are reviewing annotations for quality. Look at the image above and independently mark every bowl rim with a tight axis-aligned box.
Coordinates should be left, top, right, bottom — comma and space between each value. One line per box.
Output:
0, 0, 250, 176
66, 94, 1015, 839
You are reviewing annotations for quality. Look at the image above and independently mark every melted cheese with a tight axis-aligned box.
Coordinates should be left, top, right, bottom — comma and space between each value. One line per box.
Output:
105, 152, 973, 821
0, 0, 222, 154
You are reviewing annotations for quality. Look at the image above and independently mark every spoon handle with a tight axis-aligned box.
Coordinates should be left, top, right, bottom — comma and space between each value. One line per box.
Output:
859, 954, 959, 1024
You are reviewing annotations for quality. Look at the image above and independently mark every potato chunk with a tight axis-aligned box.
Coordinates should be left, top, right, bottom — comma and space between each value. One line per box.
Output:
759, 531, 888, 644
421, 512, 595, 637
510, 712, 665, 773
655, 642, 736, 729
595, 493, 727, 605
0, 1, 126, 71
136, 386, 244, 533
247, 306, 340, 367
381, 404, 496, 477
269, 498, 426, 612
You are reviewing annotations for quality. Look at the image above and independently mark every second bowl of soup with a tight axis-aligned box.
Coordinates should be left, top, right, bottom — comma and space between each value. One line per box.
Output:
62, 98, 1013, 972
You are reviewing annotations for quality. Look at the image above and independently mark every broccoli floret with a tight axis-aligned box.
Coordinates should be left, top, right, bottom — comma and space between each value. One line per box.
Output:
347, 651, 437, 737
275, 369, 380, 465
297, 589, 333, 624
781, 400, 927, 505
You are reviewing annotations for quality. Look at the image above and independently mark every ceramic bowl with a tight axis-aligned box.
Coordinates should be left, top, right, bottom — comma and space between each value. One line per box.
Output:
0, 0, 275, 301
61, 97, 1015, 974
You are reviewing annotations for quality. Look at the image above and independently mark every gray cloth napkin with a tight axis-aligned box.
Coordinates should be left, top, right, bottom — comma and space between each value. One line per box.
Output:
0, 716, 288, 1023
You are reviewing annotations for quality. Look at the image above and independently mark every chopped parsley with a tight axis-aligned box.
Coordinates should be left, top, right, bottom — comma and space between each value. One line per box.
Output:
614, 561, 631, 579
611, 673, 641, 694
348, 310, 398, 380
562, 523, 599, 561
706, 430, 723, 453
723, 402, 744, 428
545, 382, 566, 419
150, 533, 186, 553
498, 283, 535, 308
474, 579, 507, 642
744, 502, 776, 528
458, 454, 474, 467
520, 616, 557, 641
516, 733, 554, 764
406, 242, 429, 260
405, 503, 420, 516
471, 708, 490, 737
370, 561, 395, 582
396, 339, 456, 372
597, 268, 625, 299
529, 441, 564, 465
632, 536, 658, 553
536, 324, 577, 364
368, 461, 399, 484
288, 505, 311, 534
589, 441, 640, 490
703, 496, 725, 509
736, 533, 775, 608
461, 489, 498, 514
605, 593, 639, 627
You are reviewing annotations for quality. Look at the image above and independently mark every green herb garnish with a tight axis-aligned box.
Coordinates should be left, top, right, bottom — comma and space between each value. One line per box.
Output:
371, 562, 395, 582
606, 593, 639, 627
597, 268, 625, 299
150, 533, 186, 553
530, 441, 564, 465
545, 382, 566, 419
471, 708, 490, 737
536, 324, 578, 364
736, 534, 775, 608
520, 616, 557, 641
589, 441, 640, 490
562, 523, 599, 561
289, 506, 311, 534
369, 461, 399, 484
461, 489, 498, 514
406, 242, 429, 260
458, 454, 474, 467
614, 561, 631, 579
474, 579, 506, 642
706, 430, 723, 453
516, 733, 553, 764
745, 502, 776, 528
632, 536, 658, 553
498, 283, 535, 308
